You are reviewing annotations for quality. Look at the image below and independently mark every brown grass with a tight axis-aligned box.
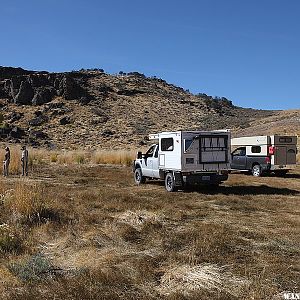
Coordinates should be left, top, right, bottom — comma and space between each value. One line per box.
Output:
0, 162, 299, 299
0, 146, 136, 169
91, 149, 136, 166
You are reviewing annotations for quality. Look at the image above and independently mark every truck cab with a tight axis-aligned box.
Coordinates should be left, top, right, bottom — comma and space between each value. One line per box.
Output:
231, 146, 270, 176
137, 144, 159, 178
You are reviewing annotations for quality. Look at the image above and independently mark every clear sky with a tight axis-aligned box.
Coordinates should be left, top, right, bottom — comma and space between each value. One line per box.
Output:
1, 0, 299, 109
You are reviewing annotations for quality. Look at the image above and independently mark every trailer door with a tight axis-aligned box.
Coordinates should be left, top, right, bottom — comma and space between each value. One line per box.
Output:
274, 136, 297, 165
275, 146, 287, 165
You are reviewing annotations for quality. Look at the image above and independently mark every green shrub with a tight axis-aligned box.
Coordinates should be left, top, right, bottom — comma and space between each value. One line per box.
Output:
9, 253, 53, 282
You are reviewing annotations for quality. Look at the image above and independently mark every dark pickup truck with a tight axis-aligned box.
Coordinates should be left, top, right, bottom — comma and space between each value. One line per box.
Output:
231, 147, 271, 176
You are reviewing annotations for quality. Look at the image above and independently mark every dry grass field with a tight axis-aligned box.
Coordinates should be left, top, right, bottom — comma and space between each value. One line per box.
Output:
0, 158, 299, 299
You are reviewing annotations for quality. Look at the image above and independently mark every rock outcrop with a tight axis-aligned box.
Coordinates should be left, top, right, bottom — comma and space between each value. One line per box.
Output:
0, 66, 277, 150
0, 67, 93, 106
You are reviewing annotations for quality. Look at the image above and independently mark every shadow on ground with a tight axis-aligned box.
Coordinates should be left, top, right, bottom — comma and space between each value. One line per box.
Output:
193, 185, 299, 196
146, 181, 299, 195
269, 173, 300, 179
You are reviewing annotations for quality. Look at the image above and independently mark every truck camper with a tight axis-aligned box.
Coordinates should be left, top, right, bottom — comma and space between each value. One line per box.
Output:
133, 130, 231, 191
231, 135, 297, 176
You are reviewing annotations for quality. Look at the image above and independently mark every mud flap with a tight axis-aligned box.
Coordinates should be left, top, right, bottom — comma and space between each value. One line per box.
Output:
174, 172, 183, 187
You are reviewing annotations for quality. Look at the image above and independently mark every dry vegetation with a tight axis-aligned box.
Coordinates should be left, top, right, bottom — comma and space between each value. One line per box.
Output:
0, 146, 136, 174
0, 156, 299, 299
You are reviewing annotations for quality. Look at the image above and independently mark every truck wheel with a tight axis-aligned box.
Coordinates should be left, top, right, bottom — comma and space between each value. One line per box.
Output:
134, 168, 146, 185
252, 164, 262, 177
165, 173, 177, 192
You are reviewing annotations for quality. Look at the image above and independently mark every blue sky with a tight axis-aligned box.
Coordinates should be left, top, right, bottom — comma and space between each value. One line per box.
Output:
1, 0, 299, 109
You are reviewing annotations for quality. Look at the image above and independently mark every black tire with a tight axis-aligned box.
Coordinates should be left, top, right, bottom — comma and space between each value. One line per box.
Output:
134, 168, 146, 185
165, 172, 177, 192
252, 164, 262, 177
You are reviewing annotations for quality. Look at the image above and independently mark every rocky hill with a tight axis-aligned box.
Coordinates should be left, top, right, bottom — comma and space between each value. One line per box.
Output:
0, 66, 297, 150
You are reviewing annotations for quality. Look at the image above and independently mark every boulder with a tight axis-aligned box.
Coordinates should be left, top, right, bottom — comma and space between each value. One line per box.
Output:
14, 80, 34, 105
0, 126, 11, 137
9, 111, 23, 122
59, 116, 71, 125
34, 110, 43, 117
0, 81, 8, 98
102, 129, 115, 137
60, 75, 81, 100
9, 126, 25, 139
28, 116, 46, 126
30, 130, 48, 139
29, 74, 51, 88
32, 86, 56, 105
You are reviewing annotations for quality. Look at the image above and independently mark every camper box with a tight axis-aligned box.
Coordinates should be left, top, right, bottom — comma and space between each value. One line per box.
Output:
133, 130, 231, 191
149, 131, 231, 172
231, 135, 297, 176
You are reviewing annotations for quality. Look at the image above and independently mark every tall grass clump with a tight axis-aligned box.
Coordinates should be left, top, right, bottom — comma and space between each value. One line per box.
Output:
28, 149, 47, 168
91, 150, 135, 166
3, 180, 50, 223
50, 152, 58, 163
74, 152, 86, 164
57, 151, 75, 165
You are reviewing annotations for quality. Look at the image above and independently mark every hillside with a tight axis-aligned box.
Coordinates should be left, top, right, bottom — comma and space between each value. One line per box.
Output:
0, 66, 297, 150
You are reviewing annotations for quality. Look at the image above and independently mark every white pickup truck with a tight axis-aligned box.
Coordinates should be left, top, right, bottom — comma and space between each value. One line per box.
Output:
133, 130, 231, 191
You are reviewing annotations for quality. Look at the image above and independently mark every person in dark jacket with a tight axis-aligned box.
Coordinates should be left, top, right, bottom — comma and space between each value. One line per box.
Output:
3, 146, 10, 177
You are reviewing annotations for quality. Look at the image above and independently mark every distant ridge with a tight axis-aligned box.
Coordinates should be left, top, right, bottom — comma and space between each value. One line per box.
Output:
0, 66, 286, 149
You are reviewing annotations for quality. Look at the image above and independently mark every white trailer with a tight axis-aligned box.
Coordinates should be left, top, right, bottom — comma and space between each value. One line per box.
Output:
231, 135, 297, 176
133, 130, 231, 191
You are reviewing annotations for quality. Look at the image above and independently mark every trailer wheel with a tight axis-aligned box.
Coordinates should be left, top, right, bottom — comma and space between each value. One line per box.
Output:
252, 164, 262, 177
134, 168, 146, 185
165, 172, 177, 192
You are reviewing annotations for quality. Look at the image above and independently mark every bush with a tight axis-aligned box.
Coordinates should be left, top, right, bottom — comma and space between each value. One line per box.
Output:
3, 180, 50, 224
9, 253, 53, 282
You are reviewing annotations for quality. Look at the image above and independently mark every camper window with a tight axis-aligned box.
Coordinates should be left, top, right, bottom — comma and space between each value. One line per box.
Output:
279, 137, 292, 143
184, 139, 193, 152
161, 138, 174, 151
251, 146, 261, 153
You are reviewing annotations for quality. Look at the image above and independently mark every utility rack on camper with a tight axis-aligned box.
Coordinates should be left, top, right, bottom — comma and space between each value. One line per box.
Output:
133, 130, 231, 192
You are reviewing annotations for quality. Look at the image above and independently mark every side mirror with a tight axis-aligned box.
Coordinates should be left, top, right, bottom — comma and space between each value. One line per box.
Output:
137, 151, 142, 159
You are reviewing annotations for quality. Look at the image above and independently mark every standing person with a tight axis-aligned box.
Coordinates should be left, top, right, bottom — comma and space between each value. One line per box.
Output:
21, 146, 29, 176
3, 146, 10, 177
